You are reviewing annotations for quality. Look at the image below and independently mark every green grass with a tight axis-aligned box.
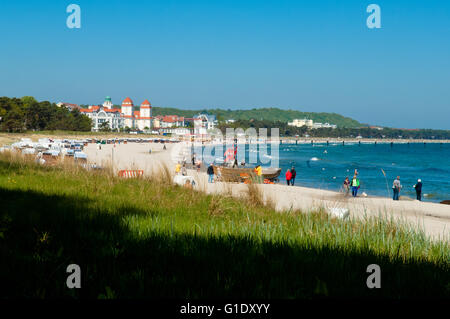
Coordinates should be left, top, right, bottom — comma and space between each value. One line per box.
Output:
0, 152, 449, 298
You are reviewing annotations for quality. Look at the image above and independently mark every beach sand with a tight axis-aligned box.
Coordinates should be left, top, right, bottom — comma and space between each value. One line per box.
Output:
83, 142, 450, 241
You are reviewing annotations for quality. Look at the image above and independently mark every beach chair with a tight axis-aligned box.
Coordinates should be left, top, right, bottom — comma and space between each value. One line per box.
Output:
118, 170, 144, 178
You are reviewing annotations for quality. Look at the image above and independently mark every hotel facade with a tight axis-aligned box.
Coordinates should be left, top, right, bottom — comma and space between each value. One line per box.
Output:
78, 96, 218, 134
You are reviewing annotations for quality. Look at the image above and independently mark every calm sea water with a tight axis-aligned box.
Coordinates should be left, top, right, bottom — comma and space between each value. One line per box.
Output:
205, 142, 450, 203
272, 142, 450, 203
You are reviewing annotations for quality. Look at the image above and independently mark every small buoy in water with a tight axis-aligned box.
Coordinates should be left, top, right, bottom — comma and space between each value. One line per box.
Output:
324, 150, 328, 154
310, 157, 319, 161
322, 168, 325, 171
333, 176, 336, 179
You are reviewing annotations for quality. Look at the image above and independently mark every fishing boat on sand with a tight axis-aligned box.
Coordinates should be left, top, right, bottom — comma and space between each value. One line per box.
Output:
213, 165, 281, 183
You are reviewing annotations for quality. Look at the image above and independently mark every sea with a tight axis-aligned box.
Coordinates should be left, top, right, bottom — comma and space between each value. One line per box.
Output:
201, 142, 450, 203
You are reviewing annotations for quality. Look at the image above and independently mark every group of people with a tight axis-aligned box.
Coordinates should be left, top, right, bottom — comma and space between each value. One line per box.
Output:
285, 167, 297, 186
391, 176, 423, 201
342, 170, 423, 201
342, 169, 361, 197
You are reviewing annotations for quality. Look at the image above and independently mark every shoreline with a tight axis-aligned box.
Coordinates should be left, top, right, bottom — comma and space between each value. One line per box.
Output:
188, 169, 450, 241
1, 132, 450, 147
1, 139, 448, 240
82, 142, 449, 240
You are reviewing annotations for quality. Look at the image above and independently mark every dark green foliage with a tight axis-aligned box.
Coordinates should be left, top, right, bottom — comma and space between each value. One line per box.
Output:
152, 107, 362, 128
0, 96, 91, 132
217, 120, 450, 139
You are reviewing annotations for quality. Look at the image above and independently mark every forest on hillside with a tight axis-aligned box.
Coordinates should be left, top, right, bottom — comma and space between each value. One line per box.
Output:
151, 107, 363, 128
218, 119, 450, 140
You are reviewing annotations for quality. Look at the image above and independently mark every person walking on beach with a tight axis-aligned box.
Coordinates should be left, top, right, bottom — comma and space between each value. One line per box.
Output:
254, 165, 263, 183
290, 167, 297, 186
175, 162, 181, 175
207, 163, 215, 183
351, 175, 360, 197
414, 179, 422, 201
392, 176, 402, 200
232, 156, 238, 168
343, 177, 350, 196
181, 163, 187, 176
285, 169, 292, 186
192, 153, 196, 166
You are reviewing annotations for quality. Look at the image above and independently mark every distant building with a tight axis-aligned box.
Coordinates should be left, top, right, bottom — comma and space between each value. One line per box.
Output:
312, 122, 337, 129
288, 118, 336, 129
80, 96, 153, 131
79, 105, 123, 132
159, 127, 193, 136
102, 96, 113, 109
159, 115, 185, 128
121, 97, 152, 131
56, 102, 80, 112
288, 119, 314, 128
193, 113, 218, 135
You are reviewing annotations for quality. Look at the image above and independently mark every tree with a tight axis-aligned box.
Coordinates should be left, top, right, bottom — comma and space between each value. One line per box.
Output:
1, 106, 25, 132
99, 121, 111, 132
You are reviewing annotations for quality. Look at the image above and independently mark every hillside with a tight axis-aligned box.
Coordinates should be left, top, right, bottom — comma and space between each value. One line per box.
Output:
151, 107, 363, 128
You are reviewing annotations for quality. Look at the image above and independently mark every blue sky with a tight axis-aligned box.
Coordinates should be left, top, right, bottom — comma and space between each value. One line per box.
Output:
0, 0, 449, 129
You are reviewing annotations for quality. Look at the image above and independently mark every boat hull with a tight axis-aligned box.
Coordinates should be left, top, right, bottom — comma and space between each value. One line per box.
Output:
213, 166, 281, 183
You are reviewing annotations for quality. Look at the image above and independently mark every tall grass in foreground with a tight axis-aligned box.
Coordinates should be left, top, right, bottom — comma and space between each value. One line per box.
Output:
0, 151, 449, 298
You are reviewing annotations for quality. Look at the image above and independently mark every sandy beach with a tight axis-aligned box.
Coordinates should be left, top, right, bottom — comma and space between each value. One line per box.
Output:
83, 142, 450, 241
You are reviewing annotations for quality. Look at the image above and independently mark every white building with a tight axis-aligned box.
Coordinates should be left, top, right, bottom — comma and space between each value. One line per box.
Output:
288, 118, 336, 129
159, 127, 192, 136
154, 115, 185, 128
79, 105, 124, 132
193, 113, 218, 135
102, 96, 113, 109
121, 97, 152, 131
312, 122, 337, 129
80, 96, 152, 132
288, 119, 314, 128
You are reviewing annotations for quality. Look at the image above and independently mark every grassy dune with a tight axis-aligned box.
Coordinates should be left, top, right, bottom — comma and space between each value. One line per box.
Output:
0, 152, 449, 298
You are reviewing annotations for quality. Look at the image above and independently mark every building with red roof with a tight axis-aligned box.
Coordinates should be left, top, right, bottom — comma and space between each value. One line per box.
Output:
120, 97, 153, 130
80, 100, 124, 131
79, 96, 193, 132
